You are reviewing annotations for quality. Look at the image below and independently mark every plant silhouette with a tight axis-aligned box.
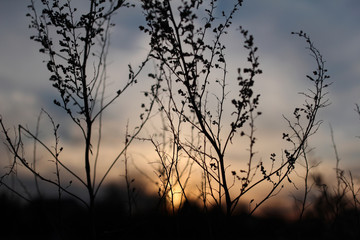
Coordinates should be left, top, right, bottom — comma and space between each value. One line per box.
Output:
1, 0, 158, 238
139, 0, 330, 217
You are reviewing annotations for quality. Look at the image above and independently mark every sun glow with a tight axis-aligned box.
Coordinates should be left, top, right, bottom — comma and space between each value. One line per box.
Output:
167, 185, 185, 213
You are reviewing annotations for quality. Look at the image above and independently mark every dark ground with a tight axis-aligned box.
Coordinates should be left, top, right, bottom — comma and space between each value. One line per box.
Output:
0, 192, 359, 240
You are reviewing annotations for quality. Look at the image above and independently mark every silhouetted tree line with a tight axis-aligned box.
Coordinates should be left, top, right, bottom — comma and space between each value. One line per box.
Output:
0, 0, 359, 239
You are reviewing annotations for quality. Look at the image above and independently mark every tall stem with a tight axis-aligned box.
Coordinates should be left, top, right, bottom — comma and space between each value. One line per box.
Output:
165, 0, 232, 215
82, 0, 96, 238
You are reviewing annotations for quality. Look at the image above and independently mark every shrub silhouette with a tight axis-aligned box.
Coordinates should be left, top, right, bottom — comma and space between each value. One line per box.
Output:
139, 0, 330, 217
1, 0, 157, 238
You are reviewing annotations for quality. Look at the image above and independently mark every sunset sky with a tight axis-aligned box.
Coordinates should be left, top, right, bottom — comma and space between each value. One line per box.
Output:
1, 0, 360, 212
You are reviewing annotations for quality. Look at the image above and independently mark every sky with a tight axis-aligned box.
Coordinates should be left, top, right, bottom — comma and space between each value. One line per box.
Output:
1, 0, 360, 213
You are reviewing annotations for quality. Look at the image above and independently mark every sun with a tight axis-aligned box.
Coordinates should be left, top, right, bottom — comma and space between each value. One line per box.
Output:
167, 186, 184, 213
